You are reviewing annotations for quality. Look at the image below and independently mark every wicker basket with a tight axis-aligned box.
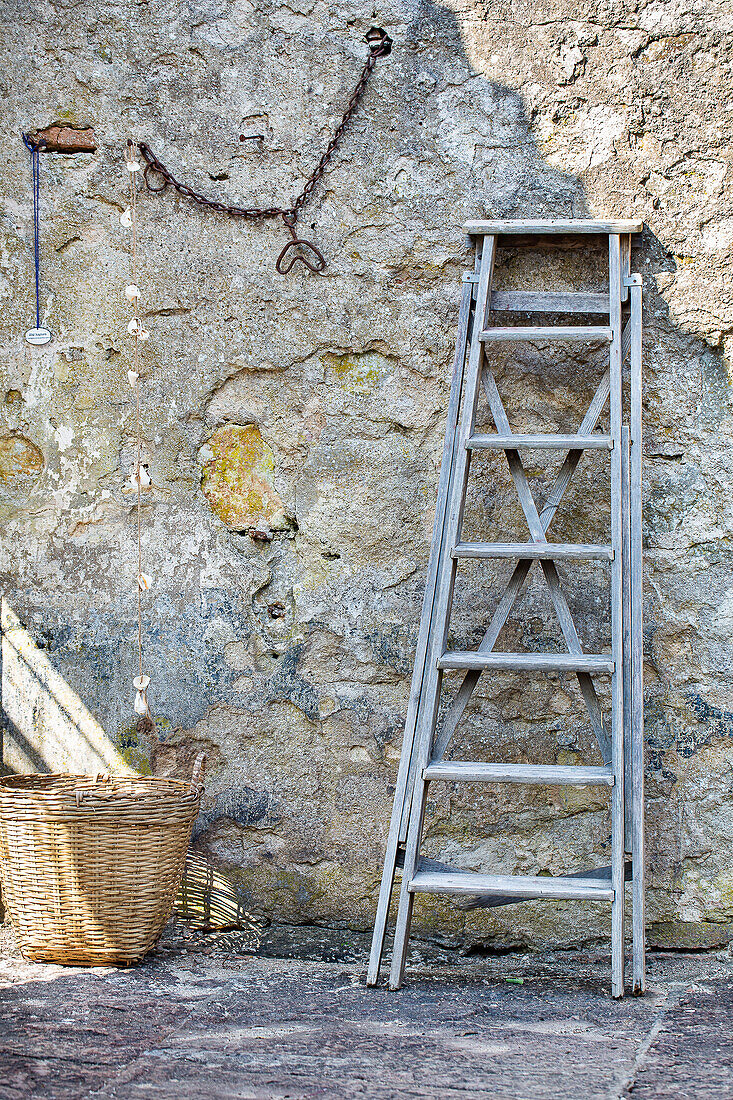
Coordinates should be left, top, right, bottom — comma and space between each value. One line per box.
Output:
0, 756, 205, 966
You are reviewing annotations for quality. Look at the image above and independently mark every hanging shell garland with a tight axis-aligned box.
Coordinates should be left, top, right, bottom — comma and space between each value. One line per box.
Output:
122, 139, 155, 725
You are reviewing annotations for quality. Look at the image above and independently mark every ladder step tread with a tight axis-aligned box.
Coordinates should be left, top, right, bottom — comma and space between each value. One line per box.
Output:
408, 870, 615, 901
490, 290, 609, 314
467, 434, 613, 450
453, 542, 613, 561
438, 652, 614, 673
464, 219, 643, 235
481, 326, 612, 342
423, 762, 615, 785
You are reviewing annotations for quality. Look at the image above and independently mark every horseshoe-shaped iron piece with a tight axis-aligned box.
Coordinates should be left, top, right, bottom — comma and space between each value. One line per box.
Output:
276, 214, 327, 274
276, 236, 327, 274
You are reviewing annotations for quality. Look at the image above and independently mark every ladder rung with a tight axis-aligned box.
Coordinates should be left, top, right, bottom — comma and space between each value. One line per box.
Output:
467, 433, 613, 450
423, 762, 615, 786
490, 290, 609, 314
464, 219, 643, 236
453, 542, 613, 562
408, 870, 615, 901
481, 326, 612, 342
438, 652, 614, 674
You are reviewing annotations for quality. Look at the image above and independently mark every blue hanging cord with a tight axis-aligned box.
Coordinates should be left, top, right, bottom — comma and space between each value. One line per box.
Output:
21, 132, 44, 329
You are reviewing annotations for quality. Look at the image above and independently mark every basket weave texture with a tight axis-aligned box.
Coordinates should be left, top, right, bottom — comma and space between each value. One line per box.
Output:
0, 772, 203, 965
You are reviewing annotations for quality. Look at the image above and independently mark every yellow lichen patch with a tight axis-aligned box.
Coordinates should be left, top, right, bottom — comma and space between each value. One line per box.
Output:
0, 434, 44, 495
200, 424, 288, 531
321, 351, 392, 395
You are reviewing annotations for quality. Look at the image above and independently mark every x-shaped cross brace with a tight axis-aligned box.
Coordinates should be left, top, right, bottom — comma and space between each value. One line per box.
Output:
432, 362, 615, 764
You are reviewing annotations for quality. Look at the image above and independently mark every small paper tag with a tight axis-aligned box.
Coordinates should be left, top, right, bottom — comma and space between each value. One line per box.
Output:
25, 327, 52, 346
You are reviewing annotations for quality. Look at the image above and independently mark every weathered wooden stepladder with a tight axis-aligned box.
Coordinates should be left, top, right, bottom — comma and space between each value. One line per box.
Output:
368, 220, 644, 998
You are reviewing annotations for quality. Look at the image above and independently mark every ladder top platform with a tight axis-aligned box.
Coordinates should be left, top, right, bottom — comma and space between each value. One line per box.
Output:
465, 219, 644, 236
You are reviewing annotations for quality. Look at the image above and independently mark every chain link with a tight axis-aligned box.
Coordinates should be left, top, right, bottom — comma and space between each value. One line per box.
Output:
138, 28, 392, 224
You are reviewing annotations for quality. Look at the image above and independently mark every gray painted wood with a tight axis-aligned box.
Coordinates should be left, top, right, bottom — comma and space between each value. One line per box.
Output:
481, 325, 612, 342
467, 433, 613, 450
621, 426, 633, 855
387, 235, 498, 992
452, 542, 613, 561
608, 233, 626, 999
409, 870, 615, 901
465, 219, 643, 235
372, 225, 643, 1001
629, 275, 646, 994
423, 761, 614, 785
437, 651, 614, 673
490, 290, 610, 313
621, 234, 631, 304
366, 273, 474, 987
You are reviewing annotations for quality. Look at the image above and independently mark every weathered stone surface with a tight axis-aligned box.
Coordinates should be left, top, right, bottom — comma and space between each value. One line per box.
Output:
0, 926, 732, 1099
0, 0, 732, 953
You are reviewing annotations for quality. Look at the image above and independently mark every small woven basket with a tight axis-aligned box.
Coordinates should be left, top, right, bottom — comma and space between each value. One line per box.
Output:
0, 756, 205, 966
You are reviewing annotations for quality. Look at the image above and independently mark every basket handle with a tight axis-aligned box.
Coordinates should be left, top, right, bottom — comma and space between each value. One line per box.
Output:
191, 752, 206, 792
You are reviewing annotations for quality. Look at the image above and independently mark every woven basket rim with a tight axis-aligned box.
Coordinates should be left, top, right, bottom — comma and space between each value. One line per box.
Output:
0, 772, 200, 807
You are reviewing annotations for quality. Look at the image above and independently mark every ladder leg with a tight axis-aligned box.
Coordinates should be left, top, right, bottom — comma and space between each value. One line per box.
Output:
609, 234, 625, 998
388, 236, 498, 989
622, 425, 633, 855
629, 275, 646, 993
366, 277, 475, 986
388, 781, 427, 989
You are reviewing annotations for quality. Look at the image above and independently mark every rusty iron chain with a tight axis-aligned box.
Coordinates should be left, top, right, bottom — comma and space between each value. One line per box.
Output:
138, 27, 392, 271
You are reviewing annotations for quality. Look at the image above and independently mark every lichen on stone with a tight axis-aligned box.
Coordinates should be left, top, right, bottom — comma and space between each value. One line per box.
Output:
200, 423, 289, 532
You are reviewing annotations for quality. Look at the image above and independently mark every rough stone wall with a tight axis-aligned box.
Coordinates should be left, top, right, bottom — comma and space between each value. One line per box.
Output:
0, 0, 732, 951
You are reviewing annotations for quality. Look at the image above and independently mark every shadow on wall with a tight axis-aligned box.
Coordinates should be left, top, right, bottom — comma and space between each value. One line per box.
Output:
0, 597, 135, 777
0, 598, 256, 933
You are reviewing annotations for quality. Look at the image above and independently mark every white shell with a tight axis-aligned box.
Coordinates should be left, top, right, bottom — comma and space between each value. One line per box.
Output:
134, 690, 148, 715
120, 208, 133, 228
138, 328, 150, 342
127, 369, 139, 387
124, 284, 140, 302
126, 465, 150, 491
133, 674, 151, 691
137, 573, 152, 591
127, 318, 140, 335
25, 327, 52, 346
126, 160, 142, 173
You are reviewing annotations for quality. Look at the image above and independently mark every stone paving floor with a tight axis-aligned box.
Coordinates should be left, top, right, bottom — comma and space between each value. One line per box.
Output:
0, 922, 731, 1099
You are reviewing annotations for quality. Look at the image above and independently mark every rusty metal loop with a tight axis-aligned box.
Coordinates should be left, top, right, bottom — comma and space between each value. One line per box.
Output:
142, 160, 169, 193
275, 236, 327, 275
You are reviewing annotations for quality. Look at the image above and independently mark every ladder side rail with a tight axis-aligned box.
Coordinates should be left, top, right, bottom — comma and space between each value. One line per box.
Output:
621, 234, 631, 303
366, 273, 475, 987
622, 426, 633, 853
387, 236, 498, 990
609, 234, 626, 998
433, 369, 613, 764
398, 274, 478, 843
629, 274, 645, 993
